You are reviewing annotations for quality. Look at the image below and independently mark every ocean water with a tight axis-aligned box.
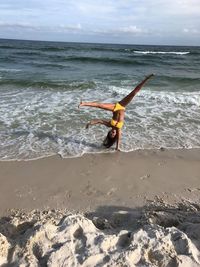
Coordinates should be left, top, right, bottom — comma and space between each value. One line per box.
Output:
0, 39, 200, 160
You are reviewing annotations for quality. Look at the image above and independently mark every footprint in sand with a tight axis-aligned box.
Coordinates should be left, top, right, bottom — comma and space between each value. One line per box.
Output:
107, 187, 117, 196
139, 174, 150, 180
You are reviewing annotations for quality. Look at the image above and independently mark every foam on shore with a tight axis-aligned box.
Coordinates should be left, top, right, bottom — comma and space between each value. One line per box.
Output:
1, 200, 200, 267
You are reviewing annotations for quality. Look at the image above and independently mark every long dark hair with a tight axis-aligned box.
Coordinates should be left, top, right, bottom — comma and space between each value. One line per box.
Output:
103, 130, 117, 148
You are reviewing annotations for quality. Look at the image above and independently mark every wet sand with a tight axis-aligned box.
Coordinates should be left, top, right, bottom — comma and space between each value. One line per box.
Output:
0, 148, 200, 215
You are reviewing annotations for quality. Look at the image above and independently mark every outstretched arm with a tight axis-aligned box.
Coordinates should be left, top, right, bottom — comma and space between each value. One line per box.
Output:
119, 74, 154, 107
86, 119, 111, 129
116, 129, 121, 151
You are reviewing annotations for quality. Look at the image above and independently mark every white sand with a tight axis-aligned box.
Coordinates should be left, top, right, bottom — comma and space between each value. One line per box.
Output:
1, 200, 200, 267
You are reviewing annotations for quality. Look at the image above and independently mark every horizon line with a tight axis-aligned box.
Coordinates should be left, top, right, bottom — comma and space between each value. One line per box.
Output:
0, 37, 199, 48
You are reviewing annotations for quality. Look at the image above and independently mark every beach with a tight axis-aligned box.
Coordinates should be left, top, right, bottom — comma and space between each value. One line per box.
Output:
0, 39, 200, 266
0, 149, 200, 266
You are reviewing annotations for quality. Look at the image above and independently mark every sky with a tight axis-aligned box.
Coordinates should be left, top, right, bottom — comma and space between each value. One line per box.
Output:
0, 0, 200, 45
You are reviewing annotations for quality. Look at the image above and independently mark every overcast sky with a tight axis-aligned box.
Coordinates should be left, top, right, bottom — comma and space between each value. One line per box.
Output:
0, 0, 200, 45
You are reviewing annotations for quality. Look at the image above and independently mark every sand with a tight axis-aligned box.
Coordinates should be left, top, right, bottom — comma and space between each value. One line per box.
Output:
1, 200, 200, 266
0, 148, 200, 266
0, 148, 200, 213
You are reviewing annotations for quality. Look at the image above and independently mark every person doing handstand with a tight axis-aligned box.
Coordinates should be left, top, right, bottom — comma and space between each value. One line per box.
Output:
79, 74, 154, 151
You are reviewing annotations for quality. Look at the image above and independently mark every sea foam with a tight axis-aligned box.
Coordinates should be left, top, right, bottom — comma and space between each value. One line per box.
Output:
133, 51, 190, 55
0, 85, 200, 160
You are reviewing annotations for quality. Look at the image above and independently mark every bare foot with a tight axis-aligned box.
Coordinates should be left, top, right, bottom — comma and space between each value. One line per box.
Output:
147, 74, 154, 79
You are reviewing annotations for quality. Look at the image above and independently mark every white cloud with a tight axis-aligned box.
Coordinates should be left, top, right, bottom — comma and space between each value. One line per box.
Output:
0, 21, 40, 30
0, 21, 83, 33
183, 28, 199, 34
119, 25, 145, 34
0, 0, 199, 45
59, 23, 82, 31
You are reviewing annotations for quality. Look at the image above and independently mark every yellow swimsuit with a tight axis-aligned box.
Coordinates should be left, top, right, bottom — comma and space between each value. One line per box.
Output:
110, 103, 125, 129
113, 102, 125, 112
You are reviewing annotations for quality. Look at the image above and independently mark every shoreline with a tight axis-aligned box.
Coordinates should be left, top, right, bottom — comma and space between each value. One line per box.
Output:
0, 146, 200, 162
0, 148, 200, 216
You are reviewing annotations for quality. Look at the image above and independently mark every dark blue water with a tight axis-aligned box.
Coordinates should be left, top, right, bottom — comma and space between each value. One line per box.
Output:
0, 39, 200, 160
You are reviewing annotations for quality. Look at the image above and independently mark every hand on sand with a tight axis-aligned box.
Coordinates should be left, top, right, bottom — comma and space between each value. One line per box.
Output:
86, 122, 90, 129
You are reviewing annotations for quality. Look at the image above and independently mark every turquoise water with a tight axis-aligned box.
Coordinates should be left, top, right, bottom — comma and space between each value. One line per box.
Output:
0, 39, 200, 160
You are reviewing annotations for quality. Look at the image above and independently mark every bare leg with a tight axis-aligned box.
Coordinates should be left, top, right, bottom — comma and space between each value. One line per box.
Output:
119, 74, 154, 107
79, 101, 115, 111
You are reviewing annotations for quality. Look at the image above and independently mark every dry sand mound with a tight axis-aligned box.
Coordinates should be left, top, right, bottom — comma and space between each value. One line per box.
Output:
1, 200, 200, 267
